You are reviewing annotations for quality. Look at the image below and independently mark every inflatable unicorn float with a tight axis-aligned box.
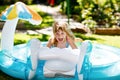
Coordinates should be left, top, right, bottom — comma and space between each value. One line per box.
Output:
0, 2, 120, 80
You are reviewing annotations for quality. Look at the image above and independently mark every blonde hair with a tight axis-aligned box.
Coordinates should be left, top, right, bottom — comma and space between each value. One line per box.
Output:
52, 21, 75, 46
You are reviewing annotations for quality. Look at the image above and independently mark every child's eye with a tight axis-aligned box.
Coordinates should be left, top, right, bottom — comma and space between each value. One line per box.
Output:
56, 33, 59, 35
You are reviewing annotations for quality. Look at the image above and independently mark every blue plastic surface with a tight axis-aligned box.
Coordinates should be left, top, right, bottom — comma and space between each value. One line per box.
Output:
0, 41, 120, 80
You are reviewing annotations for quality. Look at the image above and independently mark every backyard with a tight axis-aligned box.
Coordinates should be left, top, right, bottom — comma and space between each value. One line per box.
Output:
0, 3, 120, 48
0, 0, 120, 80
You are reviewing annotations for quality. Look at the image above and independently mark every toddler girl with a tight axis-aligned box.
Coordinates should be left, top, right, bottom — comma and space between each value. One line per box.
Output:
47, 21, 77, 49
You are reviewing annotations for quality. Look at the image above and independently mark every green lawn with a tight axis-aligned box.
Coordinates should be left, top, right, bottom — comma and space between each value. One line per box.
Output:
14, 33, 50, 45
90, 34, 120, 48
74, 33, 120, 48
0, 33, 119, 48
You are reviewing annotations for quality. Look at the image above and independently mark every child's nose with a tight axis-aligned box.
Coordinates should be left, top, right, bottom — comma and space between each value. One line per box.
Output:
59, 34, 63, 38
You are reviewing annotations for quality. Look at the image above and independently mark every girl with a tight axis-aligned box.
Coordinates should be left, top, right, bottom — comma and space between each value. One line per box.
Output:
28, 21, 78, 79
47, 21, 77, 49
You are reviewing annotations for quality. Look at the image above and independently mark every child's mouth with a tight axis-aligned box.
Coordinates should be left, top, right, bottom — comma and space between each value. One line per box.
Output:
58, 38, 63, 42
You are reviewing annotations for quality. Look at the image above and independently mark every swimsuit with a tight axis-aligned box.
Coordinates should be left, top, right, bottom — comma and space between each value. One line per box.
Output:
51, 42, 69, 48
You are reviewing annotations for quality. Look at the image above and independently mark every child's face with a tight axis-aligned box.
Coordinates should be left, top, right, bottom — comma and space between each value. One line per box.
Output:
55, 29, 66, 43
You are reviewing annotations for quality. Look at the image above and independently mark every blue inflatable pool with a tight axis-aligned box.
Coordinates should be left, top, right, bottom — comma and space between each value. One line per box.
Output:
0, 41, 120, 80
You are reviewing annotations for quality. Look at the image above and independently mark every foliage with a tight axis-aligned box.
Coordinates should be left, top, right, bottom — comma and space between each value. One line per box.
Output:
82, 18, 97, 28
24, 5, 54, 29
0, 0, 33, 5
76, 0, 120, 28
0, 5, 8, 13
60, 0, 120, 28
19, 11, 54, 30
60, 0, 79, 15
0, 5, 54, 30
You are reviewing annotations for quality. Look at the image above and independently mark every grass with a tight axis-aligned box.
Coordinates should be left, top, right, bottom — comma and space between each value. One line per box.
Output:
74, 33, 120, 48
0, 71, 20, 80
14, 33, 50, 45
0, 32, 119, 48
90, 34, 120, 48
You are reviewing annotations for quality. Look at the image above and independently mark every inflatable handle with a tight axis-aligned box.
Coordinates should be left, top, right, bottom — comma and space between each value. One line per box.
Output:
77, 40, 92, 74
1, 18, 18, 50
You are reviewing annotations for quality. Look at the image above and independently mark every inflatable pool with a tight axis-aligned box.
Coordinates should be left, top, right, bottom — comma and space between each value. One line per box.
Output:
1, 2, 119, 79
0, 40, 120, 80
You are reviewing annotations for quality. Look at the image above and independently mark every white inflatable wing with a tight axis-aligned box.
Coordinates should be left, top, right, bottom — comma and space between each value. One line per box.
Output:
38, 47, 79, 63
77, 40, 92, 80
42, 48, 80, 77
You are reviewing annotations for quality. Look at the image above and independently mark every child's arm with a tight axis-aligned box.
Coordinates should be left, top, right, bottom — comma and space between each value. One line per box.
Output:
66, 36, 78, 49
47, 38, 53, 48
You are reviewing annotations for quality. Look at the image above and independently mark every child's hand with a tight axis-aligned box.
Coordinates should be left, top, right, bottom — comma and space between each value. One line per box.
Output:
66, 35, 73, 44
66, 35, 78, 49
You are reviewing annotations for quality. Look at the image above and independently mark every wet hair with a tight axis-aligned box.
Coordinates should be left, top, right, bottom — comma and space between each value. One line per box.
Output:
52, 21, 75, 46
